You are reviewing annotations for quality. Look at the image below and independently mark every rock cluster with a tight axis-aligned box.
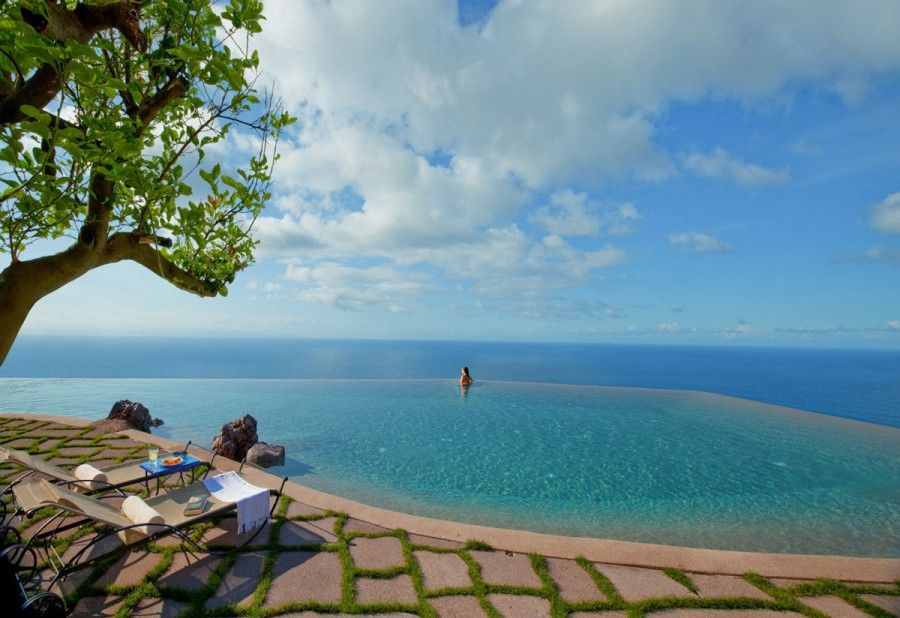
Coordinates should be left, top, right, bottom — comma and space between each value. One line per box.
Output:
211, 414, 258, 461
246, 442, 285, 467
106, 400, 164, 433
211, 414, 286, 468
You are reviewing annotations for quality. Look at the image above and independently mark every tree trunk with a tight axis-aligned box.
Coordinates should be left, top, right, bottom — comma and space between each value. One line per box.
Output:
0, 232, 217, 366
0, 244, 100, 365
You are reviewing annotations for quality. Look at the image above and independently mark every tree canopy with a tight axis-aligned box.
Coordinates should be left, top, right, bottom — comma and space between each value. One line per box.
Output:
0, 0, 293, 363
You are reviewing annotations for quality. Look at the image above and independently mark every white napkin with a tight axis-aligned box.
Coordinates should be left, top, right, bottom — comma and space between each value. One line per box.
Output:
121, 495, 165, 536
202, 471, 269, 534
73, 463, 109, 491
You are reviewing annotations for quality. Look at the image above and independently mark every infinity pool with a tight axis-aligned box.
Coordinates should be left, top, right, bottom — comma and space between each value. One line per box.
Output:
2, 378, 898, 556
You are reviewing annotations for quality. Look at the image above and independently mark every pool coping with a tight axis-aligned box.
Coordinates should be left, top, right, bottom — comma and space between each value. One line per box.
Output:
4, 412, 899, 582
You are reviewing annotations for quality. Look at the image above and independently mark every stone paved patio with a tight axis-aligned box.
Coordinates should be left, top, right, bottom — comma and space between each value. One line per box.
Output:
1, 416, 898, 617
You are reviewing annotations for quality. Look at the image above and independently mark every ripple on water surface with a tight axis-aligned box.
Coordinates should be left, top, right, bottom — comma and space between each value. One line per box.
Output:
1, 378, 898, 557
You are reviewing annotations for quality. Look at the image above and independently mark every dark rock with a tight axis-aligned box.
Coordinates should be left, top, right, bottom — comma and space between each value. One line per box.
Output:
106, 400, 163, 433
246, 442, 285, 468
211, 414, 258, 461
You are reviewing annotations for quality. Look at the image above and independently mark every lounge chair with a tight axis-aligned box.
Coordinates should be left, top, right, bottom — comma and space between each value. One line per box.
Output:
0, 443, 214, 548
8, 470, 286, 612
0, 442, 211, 497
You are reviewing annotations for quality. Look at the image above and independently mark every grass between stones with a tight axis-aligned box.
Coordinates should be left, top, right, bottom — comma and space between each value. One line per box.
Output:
1, 418, 899, 617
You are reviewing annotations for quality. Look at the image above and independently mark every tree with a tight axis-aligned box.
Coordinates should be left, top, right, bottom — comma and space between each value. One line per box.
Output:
0, 0, 293, 364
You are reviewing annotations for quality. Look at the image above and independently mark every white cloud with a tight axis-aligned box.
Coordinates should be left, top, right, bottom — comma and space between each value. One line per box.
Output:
656, 322, 681, 333
886, 320, 900, 331
242, 1, 899, 316
833, 245, 900, 265
283, 261, 430, 311
871, 191, 900, 234
530, 191, 642, 237
681, 148, 789, 186
669, 232, 734, 254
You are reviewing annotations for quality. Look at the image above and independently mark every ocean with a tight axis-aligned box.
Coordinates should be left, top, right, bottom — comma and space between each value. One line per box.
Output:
1, 336, 898, 427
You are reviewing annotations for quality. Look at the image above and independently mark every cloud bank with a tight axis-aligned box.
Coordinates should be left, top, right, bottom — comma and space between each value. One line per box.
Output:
239, 0, 900, 315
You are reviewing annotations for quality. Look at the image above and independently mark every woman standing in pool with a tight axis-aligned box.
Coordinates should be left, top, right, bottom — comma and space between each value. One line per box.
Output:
459, 366, 473, 386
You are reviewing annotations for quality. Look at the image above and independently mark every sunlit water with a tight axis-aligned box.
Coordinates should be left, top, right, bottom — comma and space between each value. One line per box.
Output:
1, 378, 897, 557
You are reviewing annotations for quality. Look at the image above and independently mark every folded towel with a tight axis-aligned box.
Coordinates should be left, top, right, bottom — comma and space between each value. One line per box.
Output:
121, 495, 165, 536
73, 463, 109, 491
202, 471, 268, 534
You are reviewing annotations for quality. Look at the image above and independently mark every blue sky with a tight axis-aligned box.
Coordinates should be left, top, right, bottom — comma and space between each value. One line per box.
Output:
18, 0, 900, 347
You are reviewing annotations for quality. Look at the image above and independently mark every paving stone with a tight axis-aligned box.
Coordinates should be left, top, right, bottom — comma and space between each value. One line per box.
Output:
350, 535, 406, 570
45, 564, 93, 598
284, 500, 325, 518
20, 518, 56, 541
61, 531, 124, 565
0, 419, 31, 428
569, 612, 627, 618
95, 449, 134, 462
278, 612, 418, 618
280, 614, 417, 618
593, 564, 694, 602
22, 428, 78, 439
356, 574, 418, 605
34, 438, 67, 452
100, 438, 146, 449
652, 609, 802, 618
860, 594, 900, 615
768, 578, 816, 589
64, 438, 102, 447
131, 597, 189, 617
799, 596, 870, 617
207, 552, 266, 608
546, 557, 605, 602
157, 552, 222, 591
488, 593, 551, 618
89, 458, 120, 470
415, 550, 471, 590
149, 529, 188, 548
264, 551, 343, 606
345, 518, 391, 534
689, 573, 772, 599
47, 457, 80, 468
408, 533, 465, 549
1, 437, 38, 449
471, 550, 541, 588
71, 595, 124, 616
95, 550, 162, 588
280, 519, 336, 544
79, 427, 116, 439
430, 594, 489, 618
315, 515, 340, 536
57, 446, 103, 457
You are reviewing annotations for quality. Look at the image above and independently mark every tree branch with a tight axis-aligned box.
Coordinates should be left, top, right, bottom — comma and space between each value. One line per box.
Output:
77, 171, 113, 246
0, 0, 147, 125
135, 75, 188, 129
103, 232, 217, 297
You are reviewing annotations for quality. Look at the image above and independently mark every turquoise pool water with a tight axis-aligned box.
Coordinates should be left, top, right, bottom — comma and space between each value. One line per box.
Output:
1, 378, 898, 557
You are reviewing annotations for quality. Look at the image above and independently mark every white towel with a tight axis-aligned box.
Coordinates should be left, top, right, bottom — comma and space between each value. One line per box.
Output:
121, 495, 165, 536
202, 471, 268, 534
73, 463, 109, 491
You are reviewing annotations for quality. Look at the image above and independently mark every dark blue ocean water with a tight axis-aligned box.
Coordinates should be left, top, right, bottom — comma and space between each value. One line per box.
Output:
2, 337, 899, 428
